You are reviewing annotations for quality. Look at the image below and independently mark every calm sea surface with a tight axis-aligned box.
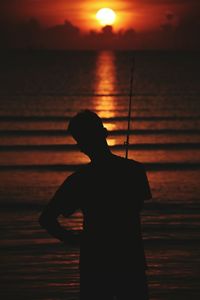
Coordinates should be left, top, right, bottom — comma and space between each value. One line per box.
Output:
0, 50, 200, 299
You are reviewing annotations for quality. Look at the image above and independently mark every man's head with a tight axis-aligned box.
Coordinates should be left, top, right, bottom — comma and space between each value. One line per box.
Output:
68, 110, 108, 157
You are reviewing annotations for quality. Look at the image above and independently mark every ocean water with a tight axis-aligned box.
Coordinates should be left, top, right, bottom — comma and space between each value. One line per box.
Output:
0, 50, 200, 299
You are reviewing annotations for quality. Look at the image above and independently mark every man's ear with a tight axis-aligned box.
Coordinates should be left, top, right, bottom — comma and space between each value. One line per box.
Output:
103, 127, 108, 138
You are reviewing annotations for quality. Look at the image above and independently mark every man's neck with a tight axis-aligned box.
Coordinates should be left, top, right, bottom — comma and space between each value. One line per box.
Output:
90, 147, 113, 164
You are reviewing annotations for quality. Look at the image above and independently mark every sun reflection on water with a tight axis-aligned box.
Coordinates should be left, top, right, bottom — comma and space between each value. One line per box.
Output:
93, 51, 119, 145
93, 51, 117, 122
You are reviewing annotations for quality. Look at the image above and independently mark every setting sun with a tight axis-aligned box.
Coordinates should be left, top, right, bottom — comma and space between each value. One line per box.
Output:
96, 8, 116, 26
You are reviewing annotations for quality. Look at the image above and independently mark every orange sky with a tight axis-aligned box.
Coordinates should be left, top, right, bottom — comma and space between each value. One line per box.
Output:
1, 0, 199, 32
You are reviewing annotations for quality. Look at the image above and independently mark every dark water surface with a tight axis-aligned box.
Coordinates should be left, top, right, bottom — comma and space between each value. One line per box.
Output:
0, 50, 200, 299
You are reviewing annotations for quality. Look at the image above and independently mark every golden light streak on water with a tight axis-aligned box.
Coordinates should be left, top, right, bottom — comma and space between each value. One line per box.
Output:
93, 51, 118, 127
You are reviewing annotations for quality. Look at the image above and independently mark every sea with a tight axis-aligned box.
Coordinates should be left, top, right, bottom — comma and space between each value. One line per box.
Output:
0, 50, 200, 299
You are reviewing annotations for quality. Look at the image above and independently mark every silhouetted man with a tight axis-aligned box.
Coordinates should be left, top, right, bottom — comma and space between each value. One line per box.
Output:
39, 110, 152, 300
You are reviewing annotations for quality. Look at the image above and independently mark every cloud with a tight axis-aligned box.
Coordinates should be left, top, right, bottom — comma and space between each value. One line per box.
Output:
165, 11, 175, 21
0, 18, 42, 48
0, 19, 137, 50
44, 20, 80, 48
0, 16, 199, 50
175, 12, 200, 48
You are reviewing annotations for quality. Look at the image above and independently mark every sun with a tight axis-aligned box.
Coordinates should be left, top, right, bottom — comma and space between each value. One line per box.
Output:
96, 8, 116, 26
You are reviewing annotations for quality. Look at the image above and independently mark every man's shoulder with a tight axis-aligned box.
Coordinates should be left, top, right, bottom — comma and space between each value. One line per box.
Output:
114, 155, 144, 170
64, 163, 91, 183
128, 159, 145, 171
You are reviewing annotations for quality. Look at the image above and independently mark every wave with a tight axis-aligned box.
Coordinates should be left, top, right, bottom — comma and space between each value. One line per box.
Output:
1, 90, 200, 97
1, 143, 200, 151
1, 201, 199, 212
0, 115, 199, 122
1, 129, 200, 136
1, 238, 200, 252
0, 162, 200, 171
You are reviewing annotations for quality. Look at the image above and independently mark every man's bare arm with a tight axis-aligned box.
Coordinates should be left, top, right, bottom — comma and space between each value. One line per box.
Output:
39, 208, 72, 242
39, 176, 80, 244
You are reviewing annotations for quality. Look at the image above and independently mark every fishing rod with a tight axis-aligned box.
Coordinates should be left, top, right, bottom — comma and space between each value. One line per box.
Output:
125, 56, 135, 159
